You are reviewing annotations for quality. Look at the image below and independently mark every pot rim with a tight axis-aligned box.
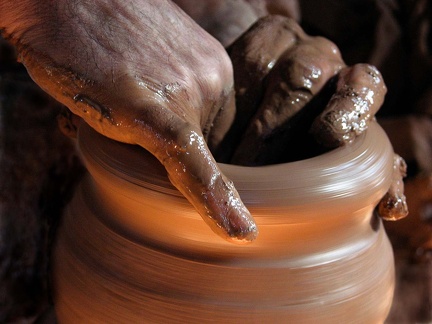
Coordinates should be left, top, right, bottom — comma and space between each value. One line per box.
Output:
78, 121, 394, 208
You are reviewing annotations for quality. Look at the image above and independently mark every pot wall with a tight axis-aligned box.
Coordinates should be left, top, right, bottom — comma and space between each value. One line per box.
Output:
53, 121, 395, 323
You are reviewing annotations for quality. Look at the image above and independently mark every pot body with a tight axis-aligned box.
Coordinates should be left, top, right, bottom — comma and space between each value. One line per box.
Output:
53, 122, 396, 323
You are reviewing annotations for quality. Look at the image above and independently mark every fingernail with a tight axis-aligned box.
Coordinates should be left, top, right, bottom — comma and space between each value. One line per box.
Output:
225, 209, 259, 244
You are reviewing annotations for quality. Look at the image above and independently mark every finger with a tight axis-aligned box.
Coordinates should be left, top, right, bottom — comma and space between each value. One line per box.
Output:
377, 154, 409, 221
134, 109, 258, 243
310, 64, 387, 148
160, 127, 259, 243
217, 16, 305, 162
228, 15, 304, 121
230, 35, 344, 165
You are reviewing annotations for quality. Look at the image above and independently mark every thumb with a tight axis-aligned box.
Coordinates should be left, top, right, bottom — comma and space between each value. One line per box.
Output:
149, 124, 258, 244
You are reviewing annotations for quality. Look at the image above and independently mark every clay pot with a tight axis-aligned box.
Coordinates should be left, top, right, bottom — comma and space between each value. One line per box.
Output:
52, 121, 395, 323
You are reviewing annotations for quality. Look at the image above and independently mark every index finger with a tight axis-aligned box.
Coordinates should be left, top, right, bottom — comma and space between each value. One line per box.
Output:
163, 128, 259, 244
134, 107, 258, 243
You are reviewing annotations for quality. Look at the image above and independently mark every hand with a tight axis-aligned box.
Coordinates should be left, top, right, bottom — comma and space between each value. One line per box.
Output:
216, 15, 405, 222
216, 16, 386, 165
0, 0, 257, 243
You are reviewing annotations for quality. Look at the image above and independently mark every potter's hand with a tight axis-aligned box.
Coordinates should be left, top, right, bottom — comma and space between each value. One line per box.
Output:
219, 16, 386, 165
0, 0, 257, 243
219, 16, 406, 221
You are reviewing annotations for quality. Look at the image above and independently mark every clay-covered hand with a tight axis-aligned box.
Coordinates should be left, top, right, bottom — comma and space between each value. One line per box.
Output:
218, 15, 405, 222
0, 0, 257, 243
219, 16, 387, 165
